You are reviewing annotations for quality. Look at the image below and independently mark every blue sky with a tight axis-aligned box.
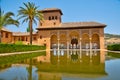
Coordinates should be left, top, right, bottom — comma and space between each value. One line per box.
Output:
1, 0, 120, 35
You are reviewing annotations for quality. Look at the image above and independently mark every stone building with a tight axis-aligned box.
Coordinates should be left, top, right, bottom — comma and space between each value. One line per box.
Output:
1, 8, 106, 50
1, 28, 12, 43
37, 8, 106, 50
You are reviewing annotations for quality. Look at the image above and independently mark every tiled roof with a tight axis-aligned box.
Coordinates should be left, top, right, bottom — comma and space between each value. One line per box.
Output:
43, 8, 61, 11
40, 8, 63, 15
37, 22, 106, 30
1, 27, 11, 32
61, 22, 106, 27
13, 32, 37, 36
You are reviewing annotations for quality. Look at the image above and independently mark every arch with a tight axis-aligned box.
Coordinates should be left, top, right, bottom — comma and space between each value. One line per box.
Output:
82, 33, 90, 49
69, 31, 80, 49
60, 34, 67, 49
51, 35, 57, 49
92, 34, 100, 49
69, 31, 79, 39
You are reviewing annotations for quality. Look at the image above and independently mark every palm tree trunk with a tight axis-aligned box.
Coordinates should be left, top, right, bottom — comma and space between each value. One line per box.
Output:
29, 19, 33, 45
0, 30, 1, 43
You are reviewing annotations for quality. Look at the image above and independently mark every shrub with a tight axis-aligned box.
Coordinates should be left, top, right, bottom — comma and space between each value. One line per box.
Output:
107, 44, 120, 51
0, 44, 46, 53
15, 41, 23, 45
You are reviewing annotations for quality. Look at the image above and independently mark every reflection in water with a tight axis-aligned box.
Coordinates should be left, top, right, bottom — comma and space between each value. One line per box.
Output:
0, 50, 107, 80
37, 49, 107, 80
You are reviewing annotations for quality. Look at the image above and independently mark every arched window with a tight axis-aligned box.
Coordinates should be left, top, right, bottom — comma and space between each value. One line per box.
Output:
55, 16, 57, 20
49, 16, 51, 20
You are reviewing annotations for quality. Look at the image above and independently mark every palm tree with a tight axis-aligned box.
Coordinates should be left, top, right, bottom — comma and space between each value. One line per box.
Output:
0, 10, 19, 43
18, 2, 43, 45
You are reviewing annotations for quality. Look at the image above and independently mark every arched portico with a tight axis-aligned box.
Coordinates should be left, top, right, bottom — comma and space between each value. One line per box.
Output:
82, 33, 90, 49
51, 35, 57, 49
69, 31, 79, 49
92, 34, 100, 49
60, 34, 67, 49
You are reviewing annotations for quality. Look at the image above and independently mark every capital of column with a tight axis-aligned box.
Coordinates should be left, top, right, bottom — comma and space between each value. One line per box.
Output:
57, 39, 60, 41
89, 37, 92, 40
80, 38, 82, 40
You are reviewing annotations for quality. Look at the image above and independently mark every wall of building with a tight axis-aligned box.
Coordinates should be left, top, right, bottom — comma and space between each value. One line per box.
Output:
1, 31, 12, 43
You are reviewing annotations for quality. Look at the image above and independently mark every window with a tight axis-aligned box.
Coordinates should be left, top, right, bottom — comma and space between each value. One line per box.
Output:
18, 37, 20, 41
49, 16, 51, 20
40, 36, 42, 39
52, 16, 54, 20
55, 16, 57, 20
53, 22, 56, 25
26, 37, 27, 41
5, 33, 8, 38
33, 37, 37, 40
1, 32, 3, 38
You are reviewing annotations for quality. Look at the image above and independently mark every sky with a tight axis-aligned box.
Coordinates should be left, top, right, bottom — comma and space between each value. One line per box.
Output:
0, 0, 120, 35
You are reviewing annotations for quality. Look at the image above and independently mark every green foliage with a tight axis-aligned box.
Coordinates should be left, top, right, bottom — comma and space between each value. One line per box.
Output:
15, 41, 23, 45
0, 11, 19, 28
0, 44, 46, 53
107, 44, 120, 51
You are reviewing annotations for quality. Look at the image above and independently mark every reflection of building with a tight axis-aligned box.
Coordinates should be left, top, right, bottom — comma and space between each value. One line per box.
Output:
37, 50, 107, 79
1, 8, 106, 50
38, 72, 61, 80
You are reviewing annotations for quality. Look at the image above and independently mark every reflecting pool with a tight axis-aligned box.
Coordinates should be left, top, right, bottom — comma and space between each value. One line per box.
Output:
0, 50, 120, 80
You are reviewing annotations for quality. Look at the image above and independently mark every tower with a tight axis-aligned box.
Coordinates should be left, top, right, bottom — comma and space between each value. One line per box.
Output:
39, 8, 63, 27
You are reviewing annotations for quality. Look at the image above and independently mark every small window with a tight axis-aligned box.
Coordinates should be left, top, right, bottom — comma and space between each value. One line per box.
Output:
55, 16, 57, 20
40, 36, 42, 39
52, 16, 54, 20
26, 37, 27, 41
53, 22, 56, 25
34, 37, 37, 40
5, 33, 8, 38
14, 37, 15, 41
18, 37, 20, 41
49, 16, 51, 20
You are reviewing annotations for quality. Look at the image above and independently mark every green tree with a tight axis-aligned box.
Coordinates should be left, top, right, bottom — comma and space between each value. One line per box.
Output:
0, 10, 19, 43
18, 2, 43, 45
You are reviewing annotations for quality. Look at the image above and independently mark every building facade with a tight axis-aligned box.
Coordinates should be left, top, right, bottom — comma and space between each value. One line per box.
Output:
37, 8, 106, 50
1, 8, 106, 50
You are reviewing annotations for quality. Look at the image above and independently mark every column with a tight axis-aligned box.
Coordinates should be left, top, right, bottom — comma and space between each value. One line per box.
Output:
79, 38, 82, 59
67, 31, 69, 59
57, 31, 60, 50
57, 31, 60, 63
67, 40, 69, 59
89, 29, 92, 63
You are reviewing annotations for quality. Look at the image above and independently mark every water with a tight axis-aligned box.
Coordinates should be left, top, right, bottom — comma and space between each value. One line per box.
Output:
0, 50, 120, 80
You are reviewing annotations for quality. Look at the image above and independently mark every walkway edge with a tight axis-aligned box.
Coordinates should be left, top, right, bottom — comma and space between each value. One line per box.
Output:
0, 50, 46, 56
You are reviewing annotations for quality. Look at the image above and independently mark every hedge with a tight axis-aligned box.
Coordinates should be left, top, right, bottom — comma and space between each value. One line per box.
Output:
0, 44, 46, 53
107, 44, 120, 51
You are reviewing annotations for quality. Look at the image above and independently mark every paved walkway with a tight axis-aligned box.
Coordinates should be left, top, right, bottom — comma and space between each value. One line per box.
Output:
106, 50, 120, 53
0, 49, 120, 57
0, 50, 46, 56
